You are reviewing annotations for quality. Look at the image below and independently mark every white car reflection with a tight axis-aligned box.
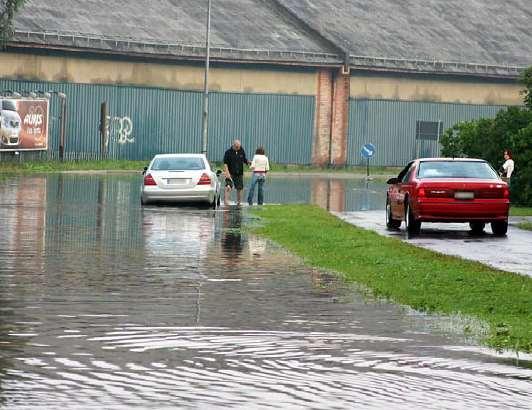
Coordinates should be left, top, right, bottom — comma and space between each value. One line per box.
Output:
142, 210, 215, 279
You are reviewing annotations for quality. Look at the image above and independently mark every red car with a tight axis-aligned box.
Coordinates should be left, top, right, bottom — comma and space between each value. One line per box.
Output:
386, 158, 510, 236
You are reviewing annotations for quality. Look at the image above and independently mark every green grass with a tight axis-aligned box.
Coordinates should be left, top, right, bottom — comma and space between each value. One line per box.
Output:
266, 163, 401, 175
250, 204, 532, 352
0, 160, 147, 173
510, 207, 532, 216
210, 161, 400, 175
517, 222, 532, 231
0, 159, 401, 176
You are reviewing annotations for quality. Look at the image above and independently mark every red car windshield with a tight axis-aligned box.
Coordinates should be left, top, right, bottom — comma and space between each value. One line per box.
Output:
418, 161, 498, 179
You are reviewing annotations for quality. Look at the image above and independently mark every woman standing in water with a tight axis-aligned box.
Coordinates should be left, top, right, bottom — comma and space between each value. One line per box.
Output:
247, 146, 270, 206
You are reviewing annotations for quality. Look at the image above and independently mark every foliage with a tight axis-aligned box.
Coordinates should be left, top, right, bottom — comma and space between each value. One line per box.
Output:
509, 207, 532, 216
440, 70, 532, 206
0, 0, 25, 46
252, 204, 532, 352
521, 66, 532, 109
517, 221, 532, 231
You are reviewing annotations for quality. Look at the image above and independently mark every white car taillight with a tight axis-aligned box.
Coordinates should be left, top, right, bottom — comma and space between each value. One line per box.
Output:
144, 174, 157, 186
197, 173, 211, 185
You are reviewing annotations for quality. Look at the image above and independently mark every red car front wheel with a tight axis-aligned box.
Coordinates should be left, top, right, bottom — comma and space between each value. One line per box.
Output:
386, 197, 401, 229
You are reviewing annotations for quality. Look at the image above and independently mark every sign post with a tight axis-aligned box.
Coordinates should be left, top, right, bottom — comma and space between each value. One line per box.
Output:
360, 143, 376, 179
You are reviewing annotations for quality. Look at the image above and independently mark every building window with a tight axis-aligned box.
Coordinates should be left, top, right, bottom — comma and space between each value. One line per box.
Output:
415, 120, 443, 158
416, 120, 443, 141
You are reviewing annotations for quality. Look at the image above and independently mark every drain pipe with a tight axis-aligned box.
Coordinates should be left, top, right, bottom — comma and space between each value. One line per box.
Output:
58, 92, 67, 161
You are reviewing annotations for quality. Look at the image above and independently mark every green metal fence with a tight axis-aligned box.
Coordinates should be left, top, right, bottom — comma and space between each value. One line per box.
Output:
347, 98, 507, 166
0, 79, 315, 164
2, 77, 512, 167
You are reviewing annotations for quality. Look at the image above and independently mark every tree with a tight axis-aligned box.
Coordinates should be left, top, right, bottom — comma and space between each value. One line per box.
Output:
440, 66, 532, 206
0, 0, 25, 47
521, 66, 532, 110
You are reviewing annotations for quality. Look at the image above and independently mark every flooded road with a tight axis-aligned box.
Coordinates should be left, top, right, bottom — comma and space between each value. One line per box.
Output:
1, 175, 531, 409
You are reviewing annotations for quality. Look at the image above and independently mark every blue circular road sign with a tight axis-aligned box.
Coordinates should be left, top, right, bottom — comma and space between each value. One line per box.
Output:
361, 143, 376, 159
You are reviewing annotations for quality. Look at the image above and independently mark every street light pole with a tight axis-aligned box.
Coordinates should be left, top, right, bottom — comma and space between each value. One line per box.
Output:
201, 0, 212, 156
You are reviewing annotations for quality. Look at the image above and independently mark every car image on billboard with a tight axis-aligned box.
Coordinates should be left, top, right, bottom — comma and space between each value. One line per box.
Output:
0, 98, 49, 151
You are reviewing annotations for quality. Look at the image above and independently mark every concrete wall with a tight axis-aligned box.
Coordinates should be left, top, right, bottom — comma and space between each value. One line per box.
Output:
0, 52, 317, 95
6, 52, 523, 105
350, 72, 523, 106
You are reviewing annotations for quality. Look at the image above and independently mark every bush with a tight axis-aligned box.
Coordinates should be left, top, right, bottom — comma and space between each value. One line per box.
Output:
441, 108, 532, 206
440, 69, 532, 206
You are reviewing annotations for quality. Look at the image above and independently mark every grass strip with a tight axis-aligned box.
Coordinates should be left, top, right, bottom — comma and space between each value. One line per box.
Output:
0, 159, 147, 173
517, 222, 532, 231
250, 204, 532, 352
265, 163, 401, 175
510, 207, 532, 216
0, 159, 401, 176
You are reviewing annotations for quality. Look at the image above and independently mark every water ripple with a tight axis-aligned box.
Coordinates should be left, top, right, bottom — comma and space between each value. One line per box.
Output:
0, 175, 531, 409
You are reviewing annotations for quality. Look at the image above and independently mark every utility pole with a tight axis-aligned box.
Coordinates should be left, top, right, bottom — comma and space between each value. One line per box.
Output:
58, 92, 67, 161
201, 0, 212, 156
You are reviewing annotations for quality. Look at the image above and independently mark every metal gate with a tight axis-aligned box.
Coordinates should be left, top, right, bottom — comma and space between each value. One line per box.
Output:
415, 120, 442, 158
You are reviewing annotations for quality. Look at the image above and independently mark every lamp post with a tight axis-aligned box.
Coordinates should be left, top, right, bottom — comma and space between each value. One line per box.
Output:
201, 0, 212, 156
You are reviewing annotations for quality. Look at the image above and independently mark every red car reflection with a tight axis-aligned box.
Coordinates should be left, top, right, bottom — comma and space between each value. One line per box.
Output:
386, 158, 510, 236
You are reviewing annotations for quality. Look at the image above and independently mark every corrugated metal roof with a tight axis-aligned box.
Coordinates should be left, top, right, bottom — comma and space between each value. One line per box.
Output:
9, 0, 531, 76
13, 0, 334, 54
279, 0, 532, 67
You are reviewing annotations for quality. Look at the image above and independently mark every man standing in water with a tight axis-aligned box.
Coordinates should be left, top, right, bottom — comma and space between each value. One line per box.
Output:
223, 139, 250, 206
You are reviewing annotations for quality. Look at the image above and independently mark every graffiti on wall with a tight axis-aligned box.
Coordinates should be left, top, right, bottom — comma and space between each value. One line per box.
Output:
106, 116, 134, 146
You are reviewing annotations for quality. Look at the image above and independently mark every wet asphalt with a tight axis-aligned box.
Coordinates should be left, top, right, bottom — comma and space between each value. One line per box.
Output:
0, 174, 531, 409
336, 211, 532, 277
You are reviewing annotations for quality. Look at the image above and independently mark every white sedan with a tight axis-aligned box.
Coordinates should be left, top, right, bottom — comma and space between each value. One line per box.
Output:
141, 154, 222, 207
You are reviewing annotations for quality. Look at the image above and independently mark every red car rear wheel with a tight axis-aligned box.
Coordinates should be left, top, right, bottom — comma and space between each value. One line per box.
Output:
405, 201, 421, 235
491, 221, 508, 237
469, 222, 486, 235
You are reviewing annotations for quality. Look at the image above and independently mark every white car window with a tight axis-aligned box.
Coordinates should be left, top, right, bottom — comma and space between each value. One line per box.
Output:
152, 157, 206, 171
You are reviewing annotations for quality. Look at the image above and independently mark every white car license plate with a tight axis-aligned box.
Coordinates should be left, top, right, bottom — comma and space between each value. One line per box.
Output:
167, 178, 187, 185
454, 191, 474, 199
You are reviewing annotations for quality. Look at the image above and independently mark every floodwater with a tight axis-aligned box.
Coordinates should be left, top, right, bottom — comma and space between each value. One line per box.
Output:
0, 175, 531, 409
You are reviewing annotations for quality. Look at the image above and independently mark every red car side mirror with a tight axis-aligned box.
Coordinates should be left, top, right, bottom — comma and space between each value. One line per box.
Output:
387, 177, 400, 184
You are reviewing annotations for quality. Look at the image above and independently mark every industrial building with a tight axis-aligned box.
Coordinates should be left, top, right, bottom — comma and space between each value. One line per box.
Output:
1, 0, 530, 165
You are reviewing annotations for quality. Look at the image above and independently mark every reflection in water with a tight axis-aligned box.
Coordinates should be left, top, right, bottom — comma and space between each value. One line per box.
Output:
261, 175, 385, 212
310, 178, 346, 212
0, 177, 48, 406
0, 175, 531, 409
221, 208, 244, 260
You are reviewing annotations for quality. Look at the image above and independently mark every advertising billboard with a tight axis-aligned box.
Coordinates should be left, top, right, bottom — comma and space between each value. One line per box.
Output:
0, 98, 49, 151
